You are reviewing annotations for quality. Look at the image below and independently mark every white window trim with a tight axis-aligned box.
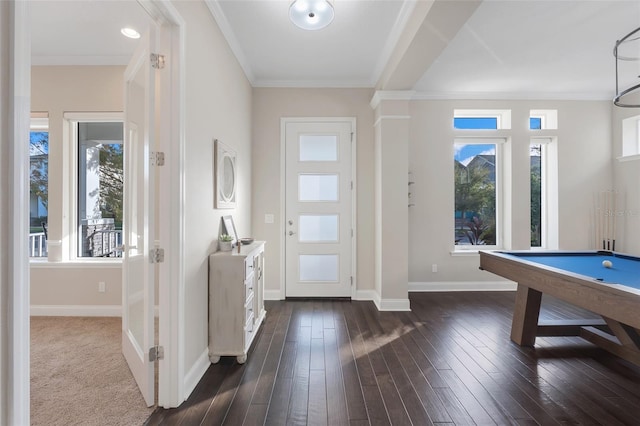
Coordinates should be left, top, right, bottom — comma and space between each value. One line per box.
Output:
530, 137, 559, 250
530, 109, 558, 130
453, 137, 506, 252
63, 112, 124, 261
619, 115, 640, 160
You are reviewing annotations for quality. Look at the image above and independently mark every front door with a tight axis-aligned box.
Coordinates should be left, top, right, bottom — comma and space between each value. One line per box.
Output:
285, 119, 354, 298
122, 27, 157, 407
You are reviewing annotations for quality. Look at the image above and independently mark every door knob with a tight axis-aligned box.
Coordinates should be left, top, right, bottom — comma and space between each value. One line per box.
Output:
288, 231, 296, 236
288, 220, 294, 225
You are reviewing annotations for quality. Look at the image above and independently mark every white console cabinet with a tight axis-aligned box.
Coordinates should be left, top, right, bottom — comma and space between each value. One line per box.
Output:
208, 241, 266, 364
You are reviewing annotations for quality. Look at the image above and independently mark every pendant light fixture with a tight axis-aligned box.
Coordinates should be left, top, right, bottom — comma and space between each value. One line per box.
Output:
289, 0, 334, 31
613, 26, 640, 108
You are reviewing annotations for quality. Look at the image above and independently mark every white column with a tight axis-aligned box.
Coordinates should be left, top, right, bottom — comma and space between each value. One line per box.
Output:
371, 92, 411, 311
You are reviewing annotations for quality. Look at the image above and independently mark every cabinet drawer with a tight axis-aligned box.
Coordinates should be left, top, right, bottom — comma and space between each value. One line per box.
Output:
244, 292, 254, 323
245, 257, 255, 279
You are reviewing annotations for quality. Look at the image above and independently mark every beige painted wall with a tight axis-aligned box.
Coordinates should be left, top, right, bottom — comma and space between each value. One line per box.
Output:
174, 0, 254, 372
408, 99, 615, 284
30, 65, 125, 307
251, 88, 376, 296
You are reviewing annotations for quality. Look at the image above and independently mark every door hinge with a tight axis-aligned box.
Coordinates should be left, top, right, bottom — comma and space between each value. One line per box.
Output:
350, 132, 354, 142
150, 151, 165, 166
351, 181, 353, 190
150, 247, 165, 263
149, 345, 164, 362
350, 276, 353, 286
151, 53, 165, 69
351, 229, 354, 237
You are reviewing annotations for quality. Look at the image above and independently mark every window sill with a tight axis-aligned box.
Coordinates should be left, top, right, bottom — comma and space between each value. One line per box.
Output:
617, 154, 640, 162
29, 259, 122, 269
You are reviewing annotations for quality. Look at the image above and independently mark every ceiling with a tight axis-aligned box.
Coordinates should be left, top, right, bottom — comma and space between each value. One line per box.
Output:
30, 0, 640, 100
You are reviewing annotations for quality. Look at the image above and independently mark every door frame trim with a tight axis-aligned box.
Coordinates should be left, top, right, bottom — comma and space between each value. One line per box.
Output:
280, 117, 357, 300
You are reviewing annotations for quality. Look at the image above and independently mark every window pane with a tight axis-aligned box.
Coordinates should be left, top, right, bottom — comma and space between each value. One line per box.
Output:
299, 134, 337, 161
530, 144, 542, 247
299, 215, 339, 242
454, 117, 498, 129
30, 131, 49, 257
77, 122, 124, 258
530, 117, 542, 130
454, 143, 496, 246
299, 174, 338, 201
299, 254, 339, 281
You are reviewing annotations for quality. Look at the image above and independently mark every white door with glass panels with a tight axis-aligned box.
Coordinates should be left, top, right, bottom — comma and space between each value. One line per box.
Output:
285, 120, 353, 298
122, 28, 156, 407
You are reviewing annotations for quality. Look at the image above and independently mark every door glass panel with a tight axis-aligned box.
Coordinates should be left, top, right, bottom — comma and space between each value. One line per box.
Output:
299, 215, 338, 242
299, 134, 337, 161
299, 174, 338, 201
299, 254, 339, 281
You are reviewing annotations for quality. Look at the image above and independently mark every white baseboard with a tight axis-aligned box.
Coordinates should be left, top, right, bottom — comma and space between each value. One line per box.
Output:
409, 281, 517, 292
354, 289, 378, 301
30, 304, 122, 316
355, 290, 410, 311
30, 304, 162, 317
184, 348, 211, 400
264, 289, 283, 300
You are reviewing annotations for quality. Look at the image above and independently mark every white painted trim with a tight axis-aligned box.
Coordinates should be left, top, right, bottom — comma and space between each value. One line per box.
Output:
617, 154, 640, 162
370, 90, 416, 109
264, 289, 283, 301
203, 0, 255, 84
253, 78, 372, 89
30, 305, 122, 317
409, 281, 517, 292
354, 289, 378, 301
10, 0, 32, 424
183, 348, 211, 400
29, 260, 121, 269
376, 298, 411, 312
373, 115, 411, 127
412, 91, 613, 101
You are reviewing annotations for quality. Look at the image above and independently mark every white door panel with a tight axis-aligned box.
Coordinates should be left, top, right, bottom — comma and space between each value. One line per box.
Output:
122, 27, 156, 407
285, 121, 353, 298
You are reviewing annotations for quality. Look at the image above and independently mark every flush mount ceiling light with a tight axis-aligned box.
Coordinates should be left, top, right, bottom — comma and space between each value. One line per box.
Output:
120, 27, 141, 39
289, 0, 334, 31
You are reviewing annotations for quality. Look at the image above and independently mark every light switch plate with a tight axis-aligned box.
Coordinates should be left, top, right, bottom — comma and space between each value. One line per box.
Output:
265, 214, 274, 224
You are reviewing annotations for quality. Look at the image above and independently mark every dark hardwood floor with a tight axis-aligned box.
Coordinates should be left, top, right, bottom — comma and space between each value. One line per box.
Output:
145, 292, 640, 425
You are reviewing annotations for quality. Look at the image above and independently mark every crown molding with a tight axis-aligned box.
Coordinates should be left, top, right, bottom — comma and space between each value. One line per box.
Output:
370, 90, 416, 109
252, 78, 373, 89
204, 0, 256, 84
411, 90, 615, 101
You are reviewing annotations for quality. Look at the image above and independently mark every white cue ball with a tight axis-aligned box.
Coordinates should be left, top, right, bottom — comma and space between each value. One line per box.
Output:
602, 260, 613, 268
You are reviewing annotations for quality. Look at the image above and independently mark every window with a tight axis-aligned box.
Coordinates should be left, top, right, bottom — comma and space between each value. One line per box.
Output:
621, 115, 640, 159
530, 137, 558, 250
454, 138, 503, 248
530, 143, 542, 246
65, 113, 124, 259
29, 115, 49, 257
454, 109, 511, 130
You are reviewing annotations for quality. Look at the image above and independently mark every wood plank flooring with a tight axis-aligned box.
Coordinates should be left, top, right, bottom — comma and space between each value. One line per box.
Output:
145, 292, 640, 425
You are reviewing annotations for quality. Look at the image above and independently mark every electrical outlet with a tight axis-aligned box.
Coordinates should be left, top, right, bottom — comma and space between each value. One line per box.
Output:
98, 281, 106, 293
265, 213, 274, 224
431, 264, 438, 273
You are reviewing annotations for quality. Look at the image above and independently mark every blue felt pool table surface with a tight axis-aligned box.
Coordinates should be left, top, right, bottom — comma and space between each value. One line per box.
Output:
503, 251, 640, 290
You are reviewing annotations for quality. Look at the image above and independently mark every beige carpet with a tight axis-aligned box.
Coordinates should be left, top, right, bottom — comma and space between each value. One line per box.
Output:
30, 316, 154, 426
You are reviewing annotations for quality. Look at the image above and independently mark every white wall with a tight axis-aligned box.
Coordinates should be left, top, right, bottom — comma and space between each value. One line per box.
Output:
0, 1, 10, 419
30, 66, 125, 308
173, 0, 253, 375
408, 99, 614, 286
251, 88, 375, 298
612, 92, 640, 255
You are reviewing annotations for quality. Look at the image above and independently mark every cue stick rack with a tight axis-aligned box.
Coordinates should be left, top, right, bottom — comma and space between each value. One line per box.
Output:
594, 189, 623, 251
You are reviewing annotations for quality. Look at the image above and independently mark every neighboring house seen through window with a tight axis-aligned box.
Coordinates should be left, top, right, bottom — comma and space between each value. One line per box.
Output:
29, 115, 49, 258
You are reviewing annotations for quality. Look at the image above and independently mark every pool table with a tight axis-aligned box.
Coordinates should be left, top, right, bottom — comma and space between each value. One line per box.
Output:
479, 250, 640, 365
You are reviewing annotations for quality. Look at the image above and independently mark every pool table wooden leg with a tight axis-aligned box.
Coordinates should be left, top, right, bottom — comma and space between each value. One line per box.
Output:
511, 284, 542, 346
